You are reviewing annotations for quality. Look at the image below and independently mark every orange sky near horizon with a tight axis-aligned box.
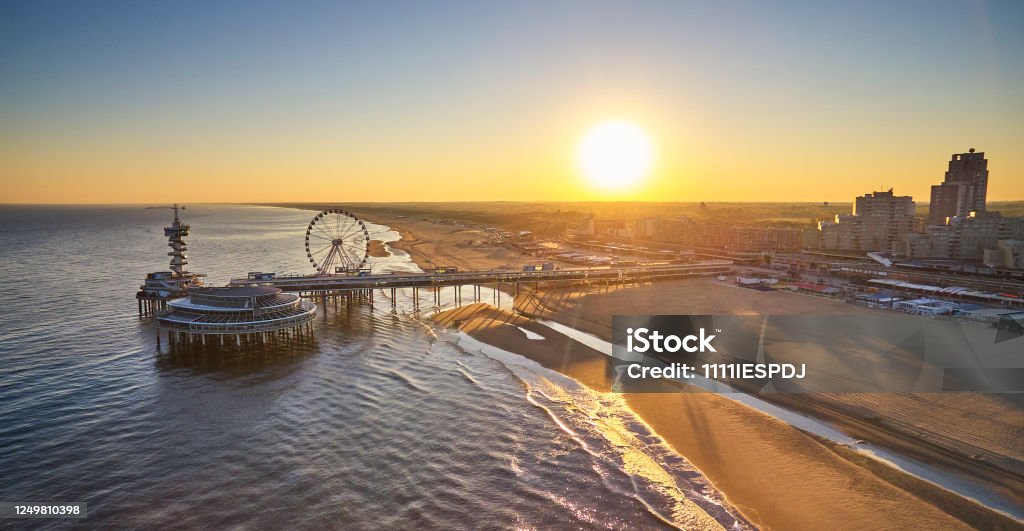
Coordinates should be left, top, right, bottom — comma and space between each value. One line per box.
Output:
2, 2, 1022, 204
4, 115, 1022, 204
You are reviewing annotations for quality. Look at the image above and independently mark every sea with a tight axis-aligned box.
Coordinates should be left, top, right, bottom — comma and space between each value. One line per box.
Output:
0, 205, 745, 529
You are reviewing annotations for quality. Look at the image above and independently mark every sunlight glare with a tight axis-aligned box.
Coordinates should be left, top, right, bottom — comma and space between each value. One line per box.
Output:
576, 120, 654, 191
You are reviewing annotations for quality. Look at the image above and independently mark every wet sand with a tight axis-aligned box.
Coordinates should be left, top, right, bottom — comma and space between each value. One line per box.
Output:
368, 240, 390, 258
435, 303, 1018, 530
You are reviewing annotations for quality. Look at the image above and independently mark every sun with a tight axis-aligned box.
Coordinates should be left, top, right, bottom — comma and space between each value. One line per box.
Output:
576, 120, 654, 191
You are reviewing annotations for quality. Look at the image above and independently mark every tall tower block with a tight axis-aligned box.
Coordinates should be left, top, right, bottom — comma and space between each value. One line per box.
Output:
928, 148, 989, 226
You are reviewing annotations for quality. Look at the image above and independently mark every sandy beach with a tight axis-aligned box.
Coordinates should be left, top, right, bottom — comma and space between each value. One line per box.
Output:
515, 278, 1024, 488
363, 210, 529, 271
367, 239, 390, 258
435, 301, 1020, 530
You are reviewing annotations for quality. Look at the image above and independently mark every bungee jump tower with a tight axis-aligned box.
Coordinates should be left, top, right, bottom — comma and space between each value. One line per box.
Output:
137, 204, 205, 316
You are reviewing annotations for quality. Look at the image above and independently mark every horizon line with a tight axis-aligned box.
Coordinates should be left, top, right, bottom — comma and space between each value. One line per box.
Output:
4, 199, 1024, 207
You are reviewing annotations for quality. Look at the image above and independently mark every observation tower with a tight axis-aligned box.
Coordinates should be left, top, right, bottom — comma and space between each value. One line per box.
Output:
137, 204, 206, 316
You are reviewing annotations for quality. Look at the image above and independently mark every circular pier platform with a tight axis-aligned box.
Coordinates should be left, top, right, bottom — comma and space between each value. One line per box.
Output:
156, 286, 317, 347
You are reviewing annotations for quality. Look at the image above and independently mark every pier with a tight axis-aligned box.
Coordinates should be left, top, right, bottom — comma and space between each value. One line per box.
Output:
228, 261, 733, 311
140, 206, 734, 348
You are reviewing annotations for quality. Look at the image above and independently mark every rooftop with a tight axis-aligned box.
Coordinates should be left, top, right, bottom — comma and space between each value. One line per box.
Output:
190, 286, 282, 298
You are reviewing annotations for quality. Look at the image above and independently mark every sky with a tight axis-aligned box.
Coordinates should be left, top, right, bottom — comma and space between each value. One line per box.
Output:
1, 0, 1022, 203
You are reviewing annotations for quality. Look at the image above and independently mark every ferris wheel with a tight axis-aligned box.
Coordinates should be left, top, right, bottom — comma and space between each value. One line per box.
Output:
305, 209, 371, 275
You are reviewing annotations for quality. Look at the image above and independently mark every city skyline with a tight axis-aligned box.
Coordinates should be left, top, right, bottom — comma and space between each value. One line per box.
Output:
2, 1, 1023, 204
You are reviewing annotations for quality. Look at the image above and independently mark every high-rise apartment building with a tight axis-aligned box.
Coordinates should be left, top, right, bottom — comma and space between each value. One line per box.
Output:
819, 189, 916, 252
928, 149, 988, 225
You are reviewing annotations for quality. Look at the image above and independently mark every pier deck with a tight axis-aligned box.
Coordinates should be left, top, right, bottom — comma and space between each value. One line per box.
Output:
229, 261, 733, 309
229, 261, 733, 293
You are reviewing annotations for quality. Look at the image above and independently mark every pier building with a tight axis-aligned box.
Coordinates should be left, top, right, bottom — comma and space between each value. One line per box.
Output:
156, 286, 317, 347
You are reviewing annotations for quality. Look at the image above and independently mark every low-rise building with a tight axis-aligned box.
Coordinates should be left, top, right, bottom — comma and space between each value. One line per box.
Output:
655, 218, 731, 248
731, 227, 804, 252
655, 218, 803, 253
993, 239, 1024, 269
633, 217, 660, 239
893, 298, 959, 315
902, 212, 1024, 261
